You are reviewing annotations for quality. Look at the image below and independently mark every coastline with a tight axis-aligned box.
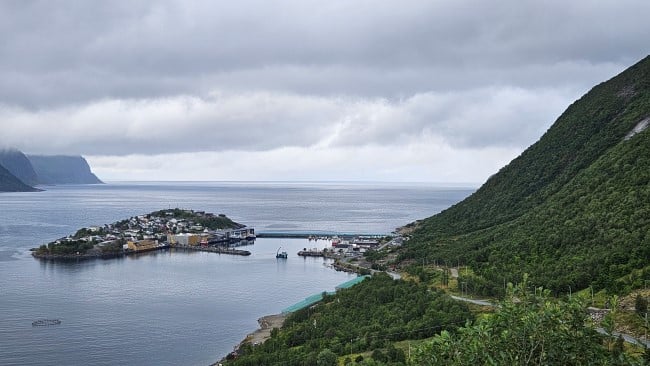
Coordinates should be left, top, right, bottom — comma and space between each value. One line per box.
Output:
31, 251, 125, 260
214, 313, 288, 365
216, 258, 380, 364
31, 243, 252, 262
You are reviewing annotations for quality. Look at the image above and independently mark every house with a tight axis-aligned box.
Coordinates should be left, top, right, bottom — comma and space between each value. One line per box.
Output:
125, 239, 158, 252
167, 233, 201, 246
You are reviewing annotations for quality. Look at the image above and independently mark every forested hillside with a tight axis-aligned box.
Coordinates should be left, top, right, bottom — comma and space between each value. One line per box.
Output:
226, 274, 472, 366
403, 56, 650, 295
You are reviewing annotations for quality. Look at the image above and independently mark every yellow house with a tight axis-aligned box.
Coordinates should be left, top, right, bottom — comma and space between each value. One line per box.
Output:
126, 239, 158, 252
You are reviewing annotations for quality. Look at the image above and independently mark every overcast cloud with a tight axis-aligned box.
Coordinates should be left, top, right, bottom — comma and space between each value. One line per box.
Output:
0, 0, 648, 182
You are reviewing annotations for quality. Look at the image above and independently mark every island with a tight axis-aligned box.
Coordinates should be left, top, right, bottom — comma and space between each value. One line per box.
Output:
31, 208, 255, 260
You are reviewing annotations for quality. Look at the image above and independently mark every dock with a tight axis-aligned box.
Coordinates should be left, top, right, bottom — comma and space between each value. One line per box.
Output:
297, 249, 326, 257
173, 244, 251, 256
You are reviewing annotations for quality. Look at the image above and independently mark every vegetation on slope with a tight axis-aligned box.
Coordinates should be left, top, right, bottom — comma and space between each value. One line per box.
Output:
413, 56, 650, 239
412, 279, 647, 365
403, 55, 650, 296
150, 208, 243, 229
225, 274, 473, 366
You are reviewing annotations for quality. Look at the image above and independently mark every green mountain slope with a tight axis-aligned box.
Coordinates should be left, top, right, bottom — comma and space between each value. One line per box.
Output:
403, 56, 650, 295
0, 163, 38, 192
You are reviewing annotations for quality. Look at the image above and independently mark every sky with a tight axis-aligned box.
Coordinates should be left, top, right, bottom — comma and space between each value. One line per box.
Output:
1, 1, 649, 183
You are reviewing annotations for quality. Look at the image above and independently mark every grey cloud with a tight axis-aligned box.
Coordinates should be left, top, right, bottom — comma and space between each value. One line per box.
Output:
0, 86, 574, 156
325, 87, 575, 150
1, 1, 648, 109
0, 92, 342, 155
1, 0, 649, 183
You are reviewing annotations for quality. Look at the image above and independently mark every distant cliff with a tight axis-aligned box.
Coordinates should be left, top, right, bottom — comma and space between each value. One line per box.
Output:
27, 155, 104, 185
0, 163, 39, 192
0, 149, 40, 186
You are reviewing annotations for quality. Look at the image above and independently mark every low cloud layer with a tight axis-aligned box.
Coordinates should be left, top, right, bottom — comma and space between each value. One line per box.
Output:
2, 87, 572, 155
1, 1, 648, 182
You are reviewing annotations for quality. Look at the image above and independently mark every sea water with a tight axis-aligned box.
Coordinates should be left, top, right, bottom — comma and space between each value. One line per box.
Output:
0, 182, 473, 365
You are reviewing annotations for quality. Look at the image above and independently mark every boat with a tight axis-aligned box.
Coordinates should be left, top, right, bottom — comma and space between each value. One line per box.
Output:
276, 247, 288, 259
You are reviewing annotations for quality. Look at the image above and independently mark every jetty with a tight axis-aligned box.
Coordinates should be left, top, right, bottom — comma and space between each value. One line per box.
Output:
257, 231, 388, 239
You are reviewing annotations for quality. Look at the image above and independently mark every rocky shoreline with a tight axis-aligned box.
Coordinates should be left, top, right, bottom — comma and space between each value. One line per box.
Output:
214, 314, 287, 365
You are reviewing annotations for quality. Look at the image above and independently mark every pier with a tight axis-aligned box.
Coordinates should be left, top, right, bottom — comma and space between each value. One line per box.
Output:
173, 244, 251, 256
297, 249, 326, 257
257, 231, 389, 239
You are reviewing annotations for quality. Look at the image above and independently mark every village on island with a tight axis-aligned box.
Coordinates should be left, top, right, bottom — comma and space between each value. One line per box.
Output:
32, 209, 257, 258
31, 208, 402, 265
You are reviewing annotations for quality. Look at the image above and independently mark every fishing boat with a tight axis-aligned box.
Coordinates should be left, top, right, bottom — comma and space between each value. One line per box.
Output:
276, 247, 288, 259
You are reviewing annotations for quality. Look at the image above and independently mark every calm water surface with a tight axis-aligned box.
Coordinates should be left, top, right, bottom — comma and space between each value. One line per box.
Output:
0, 182, 473, 365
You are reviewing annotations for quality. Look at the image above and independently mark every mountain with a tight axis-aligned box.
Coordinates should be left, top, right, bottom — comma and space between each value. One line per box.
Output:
0, 148, 40, 186
0, 149, 104, 186
27, 155, 104, 185
0, 163, 38, 192
403, 55, 650, 295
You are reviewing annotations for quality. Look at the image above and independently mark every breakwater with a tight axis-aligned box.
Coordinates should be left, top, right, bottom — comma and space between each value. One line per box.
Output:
257, 232, 388, 239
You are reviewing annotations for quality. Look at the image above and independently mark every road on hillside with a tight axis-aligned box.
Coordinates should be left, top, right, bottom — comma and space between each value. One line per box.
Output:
595, 328, 650, 347
450, 294, 649, 347
450, 295, 494, 307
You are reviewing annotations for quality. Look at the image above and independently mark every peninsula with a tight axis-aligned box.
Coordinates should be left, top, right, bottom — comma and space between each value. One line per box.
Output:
31, 208, 255, 260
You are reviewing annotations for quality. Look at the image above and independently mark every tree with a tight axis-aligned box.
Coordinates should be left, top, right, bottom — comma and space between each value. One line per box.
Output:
316, 349, 337, 366
635, 294, 648, 317
411, 277, 643, 365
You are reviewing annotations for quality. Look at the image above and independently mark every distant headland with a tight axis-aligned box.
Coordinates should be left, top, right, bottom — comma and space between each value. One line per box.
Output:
31, 208, 255, 260
0, 148, 103, 192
